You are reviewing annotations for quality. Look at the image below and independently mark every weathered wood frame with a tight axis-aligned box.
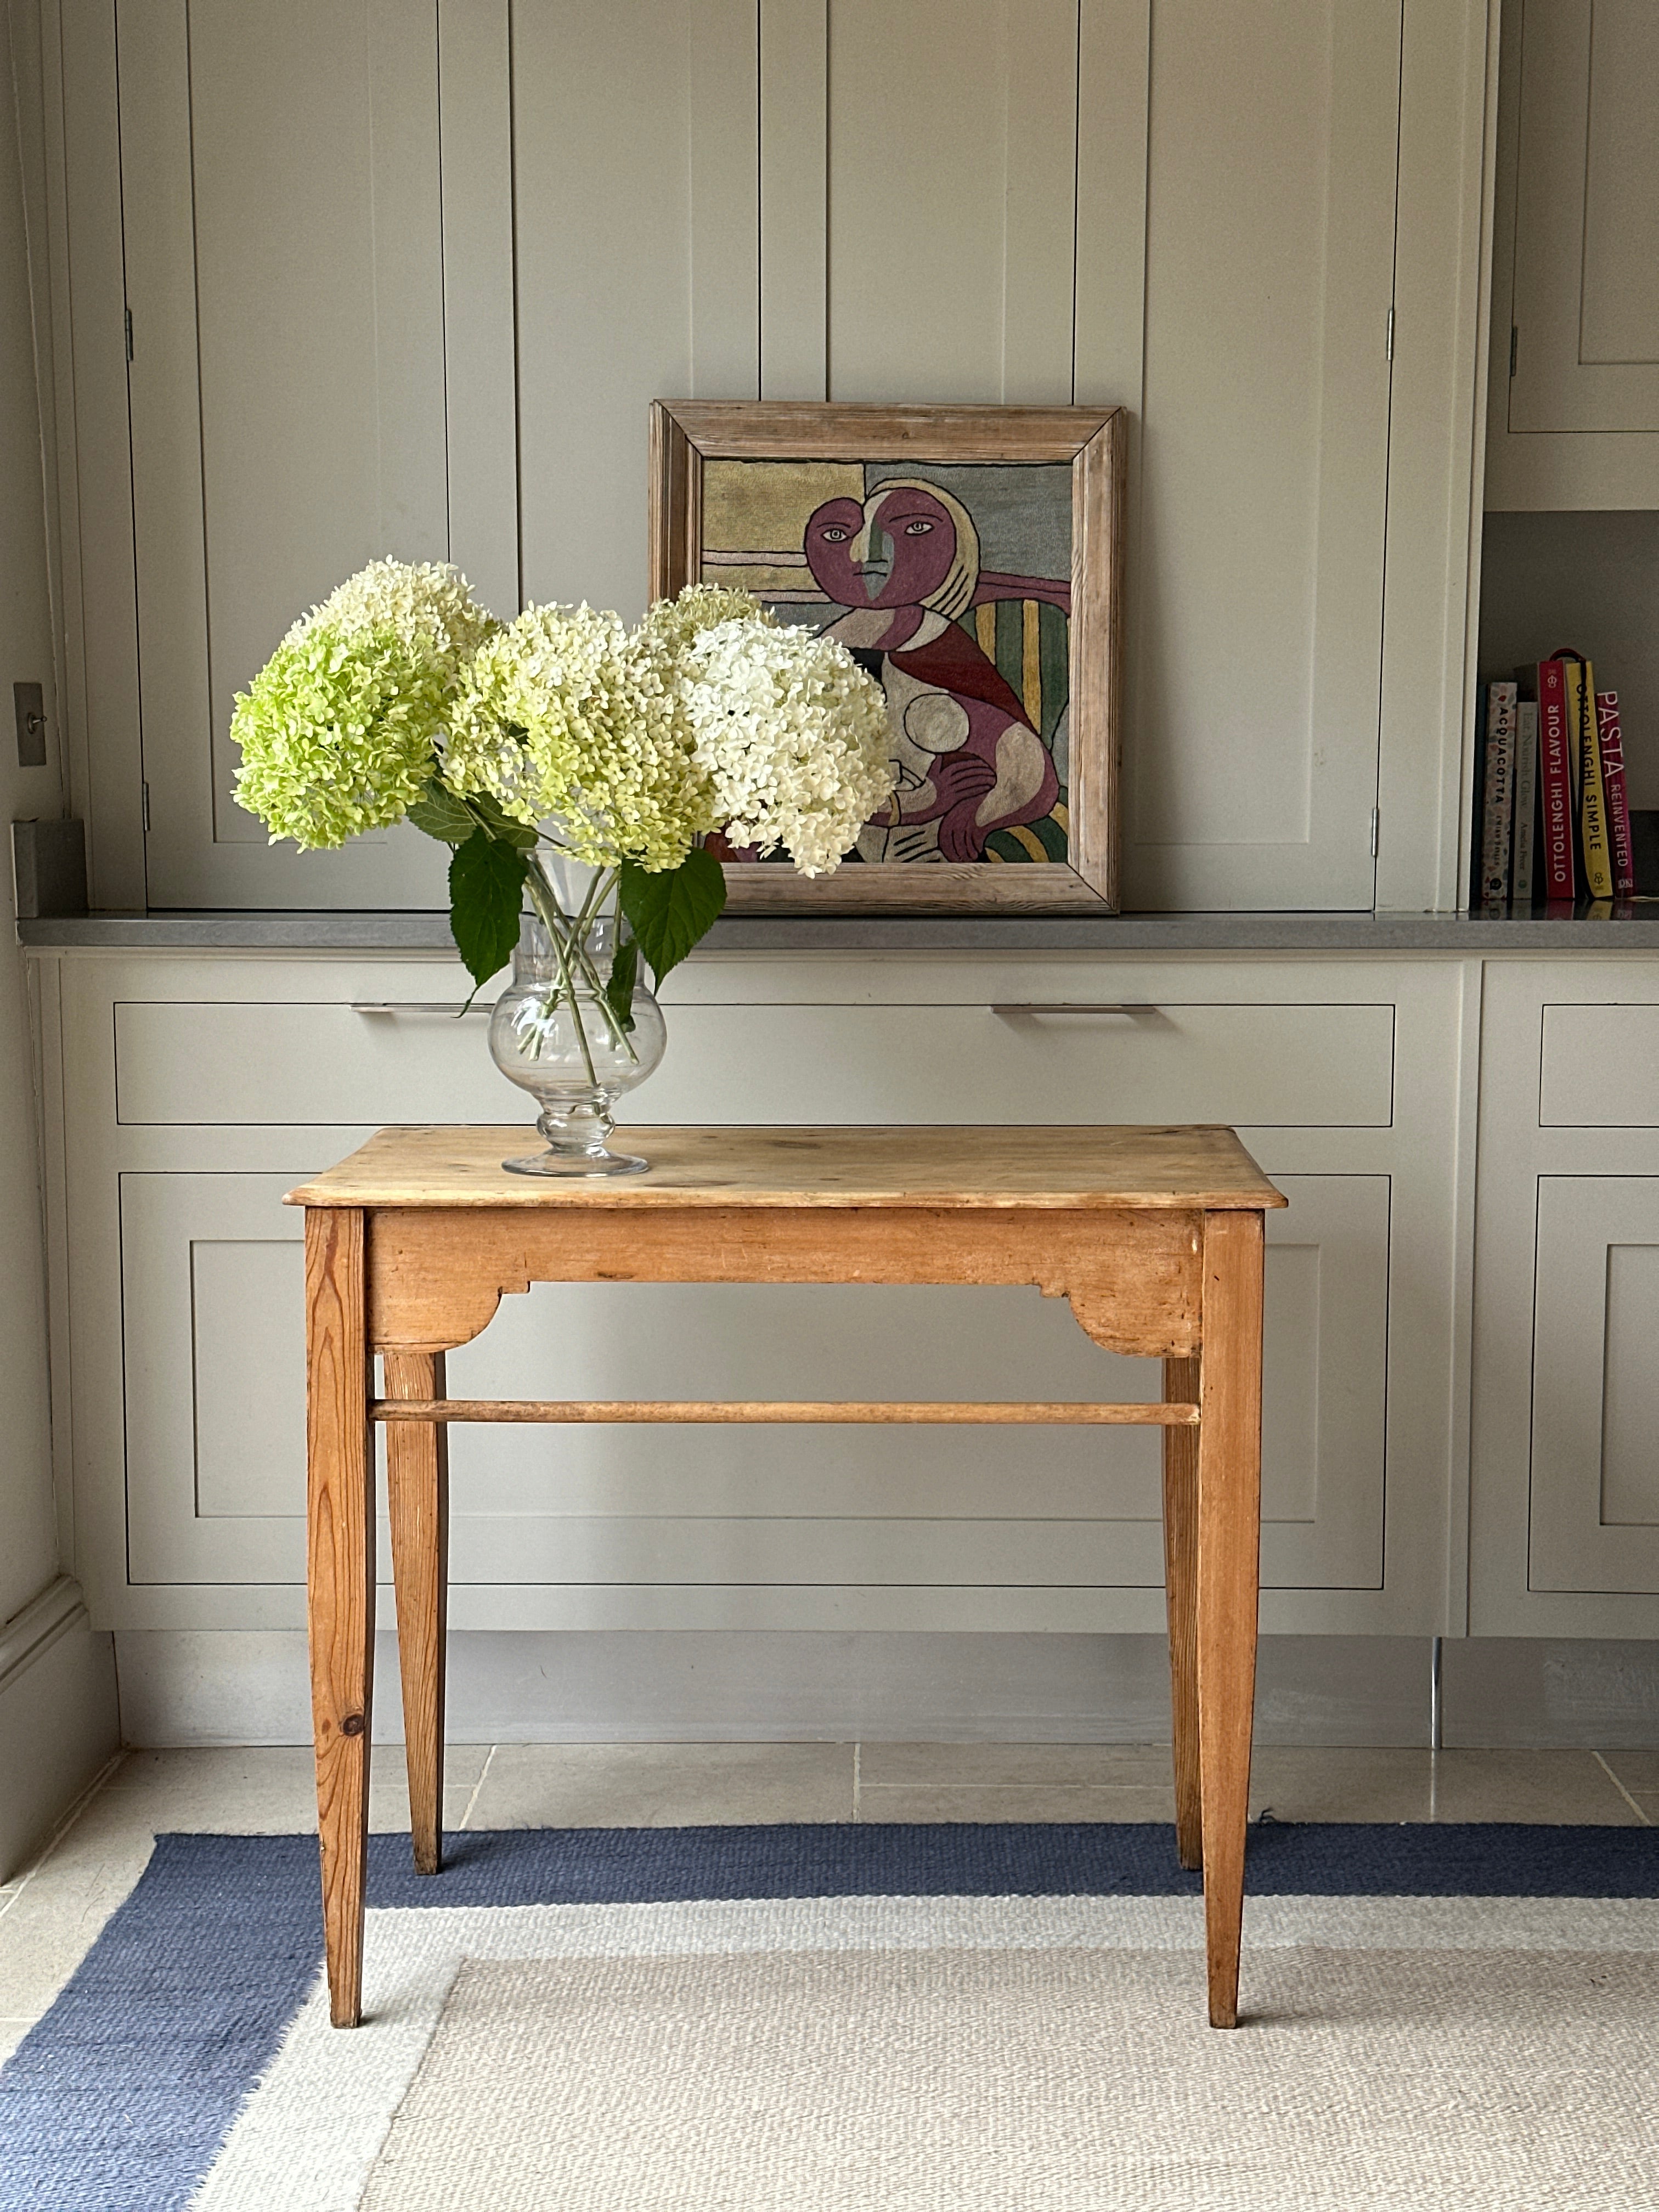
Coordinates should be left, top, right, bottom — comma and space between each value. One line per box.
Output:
648, 400, 1126, 912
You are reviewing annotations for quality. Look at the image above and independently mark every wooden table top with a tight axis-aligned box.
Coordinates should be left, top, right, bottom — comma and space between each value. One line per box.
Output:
285, 1125, 1287, 1212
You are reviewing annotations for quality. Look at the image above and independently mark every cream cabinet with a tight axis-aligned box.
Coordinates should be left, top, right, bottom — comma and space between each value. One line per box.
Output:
1487, 0, 1659, 507
38, 0, 1491, 915
36, 950, 1467, 1641
1470, 961, 1659, 1633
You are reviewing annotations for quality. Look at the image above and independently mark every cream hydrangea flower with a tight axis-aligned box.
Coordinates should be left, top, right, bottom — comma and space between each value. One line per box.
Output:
444, 601, 712, 871
681, 618, 894, 875
231, 559, 495, 850
634, 580, 774, 659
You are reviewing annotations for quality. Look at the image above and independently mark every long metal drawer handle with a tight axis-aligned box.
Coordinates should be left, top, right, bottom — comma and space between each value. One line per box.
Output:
990, 1002, 1160, 1017
349, 1002, 493, 1016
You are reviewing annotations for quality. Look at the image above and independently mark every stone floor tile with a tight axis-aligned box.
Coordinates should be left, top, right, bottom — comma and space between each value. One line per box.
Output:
1248, 1748, 1434, 1824
101, 1744, 491, 1835
1248, 1747, 1641, 1824
856, 1784, 1177, 1825
1426, 1749, 1641, 1824
859, 1743, 1173, 1788
1596, 1750, 1659, 1795
465, 1742, 855, 1828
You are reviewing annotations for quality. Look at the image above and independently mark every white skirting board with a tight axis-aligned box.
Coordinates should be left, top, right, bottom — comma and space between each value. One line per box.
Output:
0, 1578, 121, 1880
108, 1629, 1659, 1751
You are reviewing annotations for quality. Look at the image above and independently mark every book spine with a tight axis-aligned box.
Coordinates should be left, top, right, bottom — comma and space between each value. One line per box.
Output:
1537, 660, 1575, 900
1480, 681, 1518, 904
1597, 691, 1635, 898
1571, 658, 1613, 897
1511, 699, 1539, 906
1468, 685, 1489, 905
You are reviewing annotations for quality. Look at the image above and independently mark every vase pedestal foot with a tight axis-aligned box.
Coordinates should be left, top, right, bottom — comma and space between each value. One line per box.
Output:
501, 1146, 650, 1178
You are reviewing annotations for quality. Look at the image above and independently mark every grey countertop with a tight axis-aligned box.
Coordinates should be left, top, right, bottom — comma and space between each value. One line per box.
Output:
17, 906, 1659, 952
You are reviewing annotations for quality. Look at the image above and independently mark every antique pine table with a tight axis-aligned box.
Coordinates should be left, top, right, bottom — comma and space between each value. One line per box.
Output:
286, 1124, 1284, 2030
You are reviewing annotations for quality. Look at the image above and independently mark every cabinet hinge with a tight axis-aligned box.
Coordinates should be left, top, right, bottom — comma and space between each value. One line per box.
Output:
140, 779, 150, 834
1509, 325, 1518, 379
125, 306, 133, 364
1369, 807, 1379, 860
1385, 306, 1394, 363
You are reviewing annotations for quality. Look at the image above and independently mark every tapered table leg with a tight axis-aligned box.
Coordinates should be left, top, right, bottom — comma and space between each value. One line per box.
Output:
1163, 1353, 1203, 1872
386, 1349, 449, 1876
1195, 1210, 1264, 2029
304, 1207, 376, 2029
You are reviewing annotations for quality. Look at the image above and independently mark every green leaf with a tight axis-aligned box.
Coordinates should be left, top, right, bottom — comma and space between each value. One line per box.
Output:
448, 830, 528, 991
604, 937, 639, 1033
618, 847, 726, 984
468, 792, 539, 850
407, 777, 476, 846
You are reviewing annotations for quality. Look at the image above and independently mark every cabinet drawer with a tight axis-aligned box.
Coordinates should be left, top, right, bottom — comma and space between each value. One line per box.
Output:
114, 998, 1395, 1128
1540, 1004, 1659, 1127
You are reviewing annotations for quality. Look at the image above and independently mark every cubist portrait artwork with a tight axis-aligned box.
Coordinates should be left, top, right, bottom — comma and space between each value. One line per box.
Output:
699, 459, 1074, 869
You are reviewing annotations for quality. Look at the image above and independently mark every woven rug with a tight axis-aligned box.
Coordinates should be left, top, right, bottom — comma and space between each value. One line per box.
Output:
2, 1824, 1657, 2211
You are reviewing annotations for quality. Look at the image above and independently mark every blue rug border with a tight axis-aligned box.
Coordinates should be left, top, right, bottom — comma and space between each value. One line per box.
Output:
3, 1819, 1657, 2212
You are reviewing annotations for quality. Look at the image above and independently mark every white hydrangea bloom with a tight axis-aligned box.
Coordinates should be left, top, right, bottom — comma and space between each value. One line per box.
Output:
681, 618, 894, 876
444, 602, 712, 870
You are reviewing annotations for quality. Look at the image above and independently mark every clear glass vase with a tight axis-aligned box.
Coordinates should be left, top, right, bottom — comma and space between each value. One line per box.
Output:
488, 907, 667, 1176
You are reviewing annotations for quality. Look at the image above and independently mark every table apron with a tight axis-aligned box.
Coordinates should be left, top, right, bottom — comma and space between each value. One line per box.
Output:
361, 1203, 1207, 1360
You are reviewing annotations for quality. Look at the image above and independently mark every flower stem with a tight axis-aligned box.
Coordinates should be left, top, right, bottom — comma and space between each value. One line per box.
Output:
522, 862, 601, 1093
529, 855, 639, 1064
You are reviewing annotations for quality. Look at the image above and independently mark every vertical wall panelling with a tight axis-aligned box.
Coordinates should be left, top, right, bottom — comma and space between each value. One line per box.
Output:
758, 0, 826, 400
514, 0, 758, 621
54, 0, 144, 907
688, 3, 761, 405
119, 0, 452, 909
436, 0, 518, 621
823, 0, 1080, 405
1071, 0, 1150, 413
1124, 1, 1401, 911
1377, 0, 1497, 915
7, 0, 70, 821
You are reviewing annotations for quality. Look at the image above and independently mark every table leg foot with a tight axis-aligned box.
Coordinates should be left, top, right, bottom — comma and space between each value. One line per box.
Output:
306, 1207, 376, 2030
387, 1350, 449, 1877
1162, 1354, 1203, 1872
1195, 1212, 1263, 2029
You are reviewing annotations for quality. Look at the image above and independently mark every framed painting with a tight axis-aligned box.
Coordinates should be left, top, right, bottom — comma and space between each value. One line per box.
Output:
648, 402, 1125, 912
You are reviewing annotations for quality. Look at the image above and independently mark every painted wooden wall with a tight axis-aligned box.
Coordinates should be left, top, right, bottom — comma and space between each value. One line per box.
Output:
37, 0, 1491, 915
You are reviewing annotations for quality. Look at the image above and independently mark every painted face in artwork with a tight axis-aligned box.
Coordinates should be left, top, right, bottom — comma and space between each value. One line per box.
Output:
803, 485, 961, 610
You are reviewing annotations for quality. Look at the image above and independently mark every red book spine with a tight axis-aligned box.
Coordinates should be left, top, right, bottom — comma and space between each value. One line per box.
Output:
1597, 691, 1635, 898
1537, 661, 1575, 901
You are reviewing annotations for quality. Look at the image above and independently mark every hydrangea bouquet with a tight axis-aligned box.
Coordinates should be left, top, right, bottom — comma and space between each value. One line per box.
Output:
231, 560, 891, 1167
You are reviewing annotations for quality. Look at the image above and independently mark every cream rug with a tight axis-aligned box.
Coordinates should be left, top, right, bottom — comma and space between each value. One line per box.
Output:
358, 1943, 1658, 2211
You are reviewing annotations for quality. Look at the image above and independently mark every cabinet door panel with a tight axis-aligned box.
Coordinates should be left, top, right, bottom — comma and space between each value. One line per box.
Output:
1123, 0, 1400, 909
1510, 0, 1659, 435
822, 0, 1079, 404
118, 0, 454, 907
1528, 1176, 1659, 1594
514, 0, 759, 617
117, 1167, 1384, 1601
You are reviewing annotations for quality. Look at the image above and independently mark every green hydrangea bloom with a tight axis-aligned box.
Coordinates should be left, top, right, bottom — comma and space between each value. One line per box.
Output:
444, 601, 716, 872
231, 560, 495, 850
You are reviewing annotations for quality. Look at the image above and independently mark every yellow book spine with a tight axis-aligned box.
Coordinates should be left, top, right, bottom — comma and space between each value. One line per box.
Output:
1570, 658, 1613, 898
